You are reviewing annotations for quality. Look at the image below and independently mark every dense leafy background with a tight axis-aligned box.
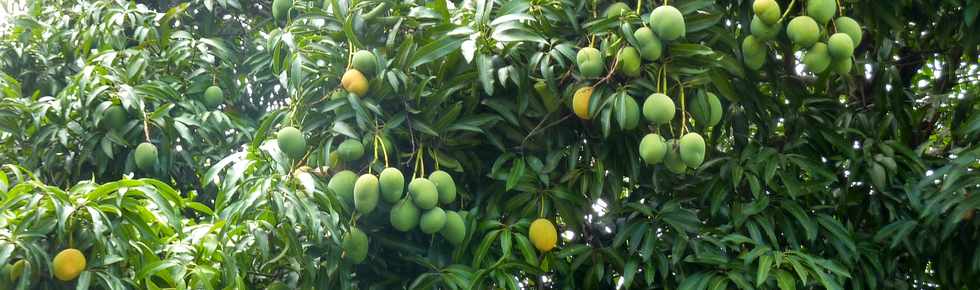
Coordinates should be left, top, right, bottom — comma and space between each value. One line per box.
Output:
0, 0, 978, 289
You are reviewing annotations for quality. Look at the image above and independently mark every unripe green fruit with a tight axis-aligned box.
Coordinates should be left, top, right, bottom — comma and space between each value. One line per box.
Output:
276, 126, 306, 159
650, 5, 685, 41
827, 33, 855, 59
689, 92, 723, 127
803, 42, 831, 74
134, 142, 158, 170
104, 105, 127, 131
576, 47, 604, 78
741, 36, 767, 70
342, 227, 368, 264
409, 178, 438, 209
337, 139, 365, 161
420, 207, 447, 234
441, 211, 466, 245
870, 162, 887, 190
617, 96, 641, 130
664, 140, 687, 174
633, 27, 663, 61
272, 0, 292, 23
750, 16, 781, 41
642, 93, 675, 124
379, 167, 405, 203
9, 260, 29, 282
787, 16, 820, 48
678, 132, 706, 168
354, 174, 380, 214
328, 170, 358, 204
753, 0, 781, 25
806, 0, 836, 24
832, 57, 853, 75
617, 47, 642, 77
429, 170, 457, 205
203, 85, 223, 109
352, 50, 378, 76
390, 198, 420, 232
834, 17, 863, 47
639, 134, 668, 165
604, 2, 630, 18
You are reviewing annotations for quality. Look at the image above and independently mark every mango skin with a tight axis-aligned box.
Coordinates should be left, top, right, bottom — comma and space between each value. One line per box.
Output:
420, 207, 447, 234
741, 35, 767, 70
807, 0, 836, 25
203, 85, 223, 109
529, 218, 558, 252
689, 92, 723, 127
604, 2, 630, 18
576, 47, 604, 78
827, 33, 855, 59
618, 96, 641, 130
353, 174, 380, 214
834, 17, 863, 47
342, 227, 369, 264
803, 42, 831, 74
337, 139, 365, 161
104, 105, 128, 131
134, 142, 158, 171
639, 133, 668, 165
753, 0, 781, 25
440, 211, 466, 245
642, 93, 675, 124
328, 170, 358, 204
664, 140, 688, 174
379, 167, 405, 203
429, 170, 457, 205
272, 0, 293, 23
617, 46, 642, 77
409, 178, 439, 210
633, 27, 663, 61
831, 57, 853, 75
277, 126, 307, 159
679, 132, 706, 168
572, 87, 593, 120
787, 16, 820, 48
750, 16, 781, 41
650, 5, 685, 41
390, 198, 420, 232
351, 50, 378, 76
52, 249, 86, 281
341, 69, 369, 96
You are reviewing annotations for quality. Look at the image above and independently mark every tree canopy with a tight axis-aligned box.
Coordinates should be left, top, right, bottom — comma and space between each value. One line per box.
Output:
0, 0, 978, 289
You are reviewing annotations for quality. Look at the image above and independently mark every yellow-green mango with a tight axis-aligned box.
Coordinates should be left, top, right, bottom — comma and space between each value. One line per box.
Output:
633, 27, 663, 61
639, 133, 668, 165
328, 170, 358, 204
827, 33, 854, 59
420, 207, 447, 234
834, 17, 862, 47
440, 210, 466, 245
429, 170, 457, 205
753, 0, 781, 25
750, 16, 781, 41
787, 16, 820, 48
678, 132, 705, 168
617, 47, 642, 77
342, 227, 368, 264
803, 42, 831, 74
353, 174, 379, 214
134, 142, 158, 170
390, 198, 420, 232
650, 5, 685, 41
576, 47, 604, 78
642, 93, 675, 124
337, 139, 364, 161
409, 178, 438, 210
277, 126, 306, 159
379, 167, 405, 203
807, 0, 836, 24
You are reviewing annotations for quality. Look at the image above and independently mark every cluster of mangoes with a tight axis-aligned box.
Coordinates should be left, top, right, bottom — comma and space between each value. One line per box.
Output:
100, 83, 224, 172
341, 50, 377, 97
744, 0, 862, 75
331, 168, 466, 263
569, 4, 716, 174
2, 248, 87, 286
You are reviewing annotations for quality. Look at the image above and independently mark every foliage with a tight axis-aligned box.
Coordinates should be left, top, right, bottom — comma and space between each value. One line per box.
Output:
0, 0, 979, 289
